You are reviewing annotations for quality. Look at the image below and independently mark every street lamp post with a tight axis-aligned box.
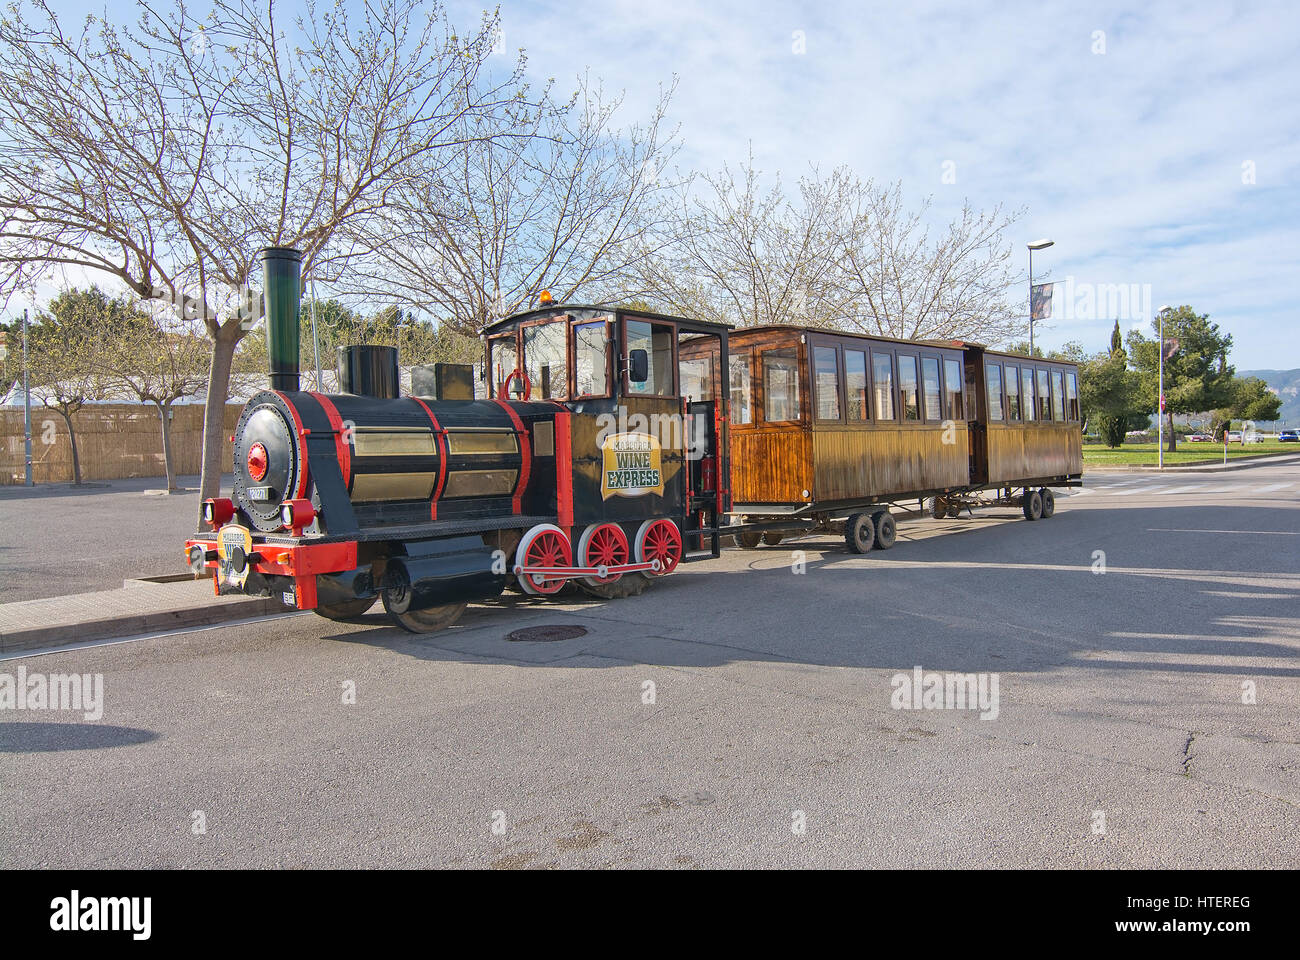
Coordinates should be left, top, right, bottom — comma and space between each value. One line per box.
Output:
1156, 304, 1171, 470
1027, 239, 1054, 355
22, 307, 32, 486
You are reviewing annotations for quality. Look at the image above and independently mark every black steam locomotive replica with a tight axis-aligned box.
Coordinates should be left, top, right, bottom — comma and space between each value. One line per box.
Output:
186, 247, 731, 632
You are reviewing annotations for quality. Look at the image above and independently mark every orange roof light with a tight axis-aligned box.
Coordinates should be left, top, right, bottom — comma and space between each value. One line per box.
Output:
538, 290, 553, 306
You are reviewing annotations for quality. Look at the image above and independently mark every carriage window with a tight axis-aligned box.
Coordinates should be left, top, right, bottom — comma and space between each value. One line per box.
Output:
763, 349, 801, 422
490, 335, 518, 397
573, 321, 609, 397
872, 352, 895, 421
846, 350, 868, 421
898, 355, 920, 421
943, 358, 964, 420
986, 363, 1004, 422
523, 321, 568, 399
1022, 367, 1036, 421
1066, 372, 1079, 420
921, 357, 942, 422
730, 354, 752, 424
814, 346, 841, 420
680, 357, 712, 402
1004, 364, 1021, 421
1036, 369, 1051, 420
1052, 370, 1065, 421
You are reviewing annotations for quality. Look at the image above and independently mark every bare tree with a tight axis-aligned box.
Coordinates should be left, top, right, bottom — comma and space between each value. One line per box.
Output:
642, 157, 1025, 343
0, 0, 541, 507
24, 288, 119, 484
106, 304, 212, 492
353, 76, 684, 334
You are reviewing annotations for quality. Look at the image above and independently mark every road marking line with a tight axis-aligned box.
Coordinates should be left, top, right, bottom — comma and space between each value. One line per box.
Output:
1146, 528, 1300, 535
1252, 482, 1294, 493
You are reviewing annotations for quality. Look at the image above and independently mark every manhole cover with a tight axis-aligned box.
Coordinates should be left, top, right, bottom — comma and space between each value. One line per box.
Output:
507, 624, 588, 643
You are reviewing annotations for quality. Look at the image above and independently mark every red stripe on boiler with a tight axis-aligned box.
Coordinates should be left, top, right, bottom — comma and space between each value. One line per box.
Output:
492, 399, 531, 515
410, 397, 447, 522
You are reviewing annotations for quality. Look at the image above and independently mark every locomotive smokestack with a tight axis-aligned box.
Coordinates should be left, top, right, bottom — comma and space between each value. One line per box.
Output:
258, 246, 302, 392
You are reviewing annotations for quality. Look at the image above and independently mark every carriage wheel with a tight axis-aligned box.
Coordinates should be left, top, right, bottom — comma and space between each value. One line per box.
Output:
734, 529, 763, 549
1039, 488, 1055, 518
314, 597, 376, 622
928, 497, 948, 520
636, 518, 682, 576
844, 513, 875, 554
873, 510, 897, 549
1022, 489, 1043, 521
945, 501, 962, 519
516, 523, 573, 595
761, 531, 785, 546
577, 522, 629, 586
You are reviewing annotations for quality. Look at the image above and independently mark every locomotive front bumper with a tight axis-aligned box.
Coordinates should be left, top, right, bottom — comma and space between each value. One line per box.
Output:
185, 530, 359, 610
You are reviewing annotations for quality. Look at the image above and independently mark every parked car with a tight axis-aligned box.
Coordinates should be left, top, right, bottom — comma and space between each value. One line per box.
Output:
1227, 431, 1243, 443
1184, 433, 1215, 442
1279, 430, 1298, 443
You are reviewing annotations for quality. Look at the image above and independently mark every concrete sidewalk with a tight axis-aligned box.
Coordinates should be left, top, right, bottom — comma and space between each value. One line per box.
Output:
0, 575, 289, 654
1085, 451, 1300, 473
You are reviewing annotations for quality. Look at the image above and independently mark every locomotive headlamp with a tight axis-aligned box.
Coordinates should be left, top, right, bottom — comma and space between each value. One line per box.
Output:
280, 498, 316, 536
202, 497, 235, 529
246, 442, 269, 482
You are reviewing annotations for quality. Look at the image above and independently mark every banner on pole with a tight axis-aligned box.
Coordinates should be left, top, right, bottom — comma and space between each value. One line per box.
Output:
1031, 283, 1054, 321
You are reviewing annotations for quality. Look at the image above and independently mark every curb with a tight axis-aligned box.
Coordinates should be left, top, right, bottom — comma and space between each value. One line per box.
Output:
1085, 452, 1300, 474
0, 595, 290, 656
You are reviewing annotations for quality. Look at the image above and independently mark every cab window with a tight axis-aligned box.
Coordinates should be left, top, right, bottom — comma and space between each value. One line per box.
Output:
625, 319, 675, 396
1066, 372, 1080, 420
1022, 367, 1036, 421
573, 320, 609, 397
872, 352, 895, 421
680, 356, 712, 402
763, 349, 801, 422
489, 334, 518, 398
1052, 369, 1066, 421
1036, 369, 1051, 420
523, 321, 568, 400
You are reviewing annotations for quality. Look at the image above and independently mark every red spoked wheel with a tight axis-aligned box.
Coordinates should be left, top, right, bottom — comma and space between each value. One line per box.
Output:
635, 518, 682, 576
515, 523, 572, 595
577, 523, 629, 586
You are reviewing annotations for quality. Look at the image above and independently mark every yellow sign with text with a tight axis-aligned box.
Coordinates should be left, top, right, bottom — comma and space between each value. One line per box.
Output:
600, 432, 664, 500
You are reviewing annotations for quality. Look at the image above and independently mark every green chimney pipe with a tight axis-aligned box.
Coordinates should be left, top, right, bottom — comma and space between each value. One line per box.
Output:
258, 246, 302, 392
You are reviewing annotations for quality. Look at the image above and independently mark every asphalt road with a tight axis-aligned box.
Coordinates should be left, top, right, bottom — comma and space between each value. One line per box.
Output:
2, 460, 1298, 868
0, 475, 221, 601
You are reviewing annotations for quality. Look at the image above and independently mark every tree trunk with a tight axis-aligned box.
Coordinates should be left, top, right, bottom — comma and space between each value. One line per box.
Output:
198, 321, 242, 524
1166, 412, 1176, 452
158, 402, 177, 492
57, 408, 81, 485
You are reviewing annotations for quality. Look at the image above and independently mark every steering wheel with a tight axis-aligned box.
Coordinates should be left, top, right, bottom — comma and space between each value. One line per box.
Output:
497, 367, 532, 401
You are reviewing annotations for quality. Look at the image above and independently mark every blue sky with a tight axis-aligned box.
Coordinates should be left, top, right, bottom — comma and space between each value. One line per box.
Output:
446, 0, 1299, 368
29, 0, 1300, 369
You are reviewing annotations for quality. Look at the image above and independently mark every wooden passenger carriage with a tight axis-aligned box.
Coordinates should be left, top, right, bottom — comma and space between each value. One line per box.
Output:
680, 325, 1083, 552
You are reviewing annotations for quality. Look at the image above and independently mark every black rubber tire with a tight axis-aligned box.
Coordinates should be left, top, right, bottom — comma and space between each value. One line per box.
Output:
1039, 488, 1055, 518
383, 599, 467, 633
1022, 489, 1043, 521
928, 497, 947, 520
761, 531, 784, 546
873, 510, 897, 549
945, 502, 962, 519
844, 513, 875, 553
734, 529, 763, 549
314, 597, 376, 622
578, 572, 651, 600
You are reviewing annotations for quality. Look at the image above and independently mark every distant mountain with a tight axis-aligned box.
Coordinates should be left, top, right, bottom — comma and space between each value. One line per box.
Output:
1241, 369, 1300, 426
